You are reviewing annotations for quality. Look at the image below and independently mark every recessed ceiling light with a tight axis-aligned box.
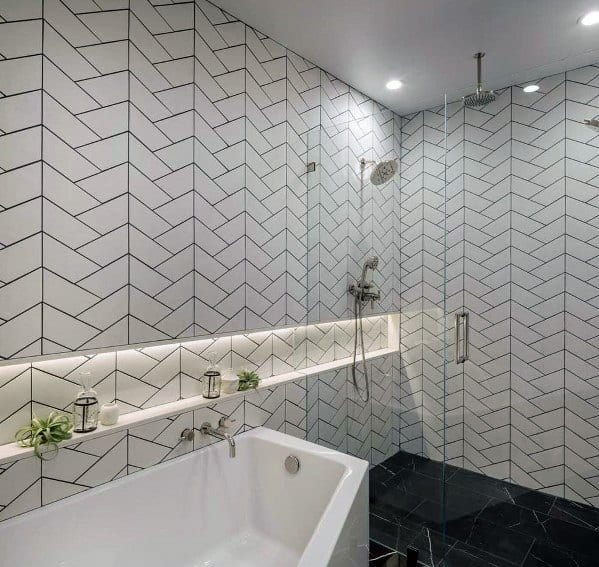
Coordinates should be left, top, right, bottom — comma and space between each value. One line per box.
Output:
386, 79, 402, 90
523, 84, 540, 93
580, 11, 599, 25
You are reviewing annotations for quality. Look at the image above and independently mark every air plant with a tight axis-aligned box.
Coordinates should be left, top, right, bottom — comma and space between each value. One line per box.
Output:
15, 412, 73, 460
237, 369, 260, 391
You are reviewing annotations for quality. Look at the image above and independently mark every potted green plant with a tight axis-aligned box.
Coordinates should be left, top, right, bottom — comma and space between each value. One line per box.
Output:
237, 369, 260, 391
15, 412, 74, 460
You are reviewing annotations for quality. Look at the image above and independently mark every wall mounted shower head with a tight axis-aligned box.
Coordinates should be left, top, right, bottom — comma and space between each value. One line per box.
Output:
463, 52, 496, 108
370, 159, 398, 185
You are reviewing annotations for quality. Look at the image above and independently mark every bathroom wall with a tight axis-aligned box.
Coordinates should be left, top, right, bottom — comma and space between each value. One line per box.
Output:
0, 0, 400, 362
398, 63, 599, 508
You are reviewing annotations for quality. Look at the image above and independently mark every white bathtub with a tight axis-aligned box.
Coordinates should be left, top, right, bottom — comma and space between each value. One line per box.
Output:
0, 427, 369, 567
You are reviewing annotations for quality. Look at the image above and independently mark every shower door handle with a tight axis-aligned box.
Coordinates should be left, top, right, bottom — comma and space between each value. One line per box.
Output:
455, 312, 469, 364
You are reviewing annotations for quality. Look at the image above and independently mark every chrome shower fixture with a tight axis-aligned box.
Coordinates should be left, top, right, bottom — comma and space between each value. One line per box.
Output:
349, 256, 381, 403
359, 158, 398, 186
463, 52, 496, 108
585, 118, 599, 132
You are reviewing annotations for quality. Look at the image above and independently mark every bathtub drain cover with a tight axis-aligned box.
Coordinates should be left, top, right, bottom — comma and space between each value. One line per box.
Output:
284, 455, 300, 474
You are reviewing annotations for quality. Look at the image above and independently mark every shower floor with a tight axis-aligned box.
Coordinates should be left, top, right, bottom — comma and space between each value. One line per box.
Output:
369, 451, 599, 567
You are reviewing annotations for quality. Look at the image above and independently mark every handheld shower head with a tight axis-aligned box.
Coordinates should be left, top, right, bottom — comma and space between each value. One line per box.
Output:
370, 158, 398, 186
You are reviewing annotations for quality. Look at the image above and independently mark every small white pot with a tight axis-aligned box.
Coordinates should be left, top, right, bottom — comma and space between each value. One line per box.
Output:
100, 402, 120, 426
221, 369, 239, 394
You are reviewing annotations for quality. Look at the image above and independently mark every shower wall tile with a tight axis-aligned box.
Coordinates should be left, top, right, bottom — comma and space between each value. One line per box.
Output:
371, 355, 395, 465
129, 0, 194, 343
463, 88, 512, 481
41, 431, 127, 505
0, 2, 42, 360
42, 1, 128, 354
444, 101, 465, 468
422, 106, 448, 462
399, 111, 424, 456
565, 64, 599, 507
286, 52, 319, 325
510, 75, 565, 496
193, 0, 246, 335
128, 412, 193, 473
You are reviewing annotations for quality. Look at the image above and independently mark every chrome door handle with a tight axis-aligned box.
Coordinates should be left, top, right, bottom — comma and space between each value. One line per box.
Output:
455, 312, 469, 364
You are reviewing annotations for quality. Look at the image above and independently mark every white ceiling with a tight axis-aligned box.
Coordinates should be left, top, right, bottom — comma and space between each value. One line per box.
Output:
211, 0, 599, 114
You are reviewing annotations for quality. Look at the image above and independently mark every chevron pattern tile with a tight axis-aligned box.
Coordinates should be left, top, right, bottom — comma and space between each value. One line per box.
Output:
371, 355, 395, 465
41, 431, 127, 505
0, 3, 42, 359
0, 457, 41, 522
245, 28, 287, 329
116, 343, 180, 413
193, 0, 246, 335
42, 0, 129, 354
0, 364, 31, 445
129, 0, 194, 343
32, 352, 116, 416
128, 412, 193, 472
244, 384, 286, 432
372, 102, 396, 314
564, 64, 599, 507
180, 335, 231, 398
511, 75, 565, 495
399, 111, 424, 456
347, 362, 371, 460
463, 89, 511, 481
445, 101, 466, 468
316, 368, 348, 452
422, 106, 447, 462
286, 52, 319, 325
318, 72, 350, 321
285, 378, 307, 439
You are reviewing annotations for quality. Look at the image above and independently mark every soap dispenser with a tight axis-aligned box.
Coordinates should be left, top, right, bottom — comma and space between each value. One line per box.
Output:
73, 371, 100, 433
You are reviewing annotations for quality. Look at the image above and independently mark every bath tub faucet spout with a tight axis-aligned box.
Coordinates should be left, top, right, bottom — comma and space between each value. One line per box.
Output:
200, 417, 236, 458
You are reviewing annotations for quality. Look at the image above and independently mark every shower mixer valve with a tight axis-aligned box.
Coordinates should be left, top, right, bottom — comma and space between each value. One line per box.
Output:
349, 280, 381, 307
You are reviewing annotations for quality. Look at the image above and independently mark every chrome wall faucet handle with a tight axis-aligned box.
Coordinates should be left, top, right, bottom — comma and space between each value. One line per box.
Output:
179, 428, 195, 442
218, 416, 236, 428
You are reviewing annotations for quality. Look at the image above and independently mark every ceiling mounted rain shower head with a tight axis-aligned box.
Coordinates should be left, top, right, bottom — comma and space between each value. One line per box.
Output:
585, 119, 599, 132
463, 52, 496, 108
369, 158, 398, 186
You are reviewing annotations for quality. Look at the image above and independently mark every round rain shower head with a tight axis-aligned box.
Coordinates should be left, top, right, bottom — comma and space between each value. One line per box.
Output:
463, 52, 496, 108
463, 90, 496, 108
585, 118, 599, 132
369, 158, 398, 186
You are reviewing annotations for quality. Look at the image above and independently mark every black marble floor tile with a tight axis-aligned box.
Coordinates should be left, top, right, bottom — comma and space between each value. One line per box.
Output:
549, 496, 599, 530
441, 542, 517, 567
477, 500, 551, 540
371, 452, 599, 567
522, 539, 597, 567
370, 539, 397, 560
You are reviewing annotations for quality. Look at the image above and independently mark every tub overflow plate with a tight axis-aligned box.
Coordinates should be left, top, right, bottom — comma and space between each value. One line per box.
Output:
284, 455, 300, 474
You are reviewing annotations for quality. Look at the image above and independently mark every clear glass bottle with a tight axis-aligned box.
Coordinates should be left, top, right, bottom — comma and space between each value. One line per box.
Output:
73, 371, 99, 433
202, 360, 221, 399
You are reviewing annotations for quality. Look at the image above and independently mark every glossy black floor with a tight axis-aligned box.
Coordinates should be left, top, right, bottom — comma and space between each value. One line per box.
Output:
369, 451, 599, 567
